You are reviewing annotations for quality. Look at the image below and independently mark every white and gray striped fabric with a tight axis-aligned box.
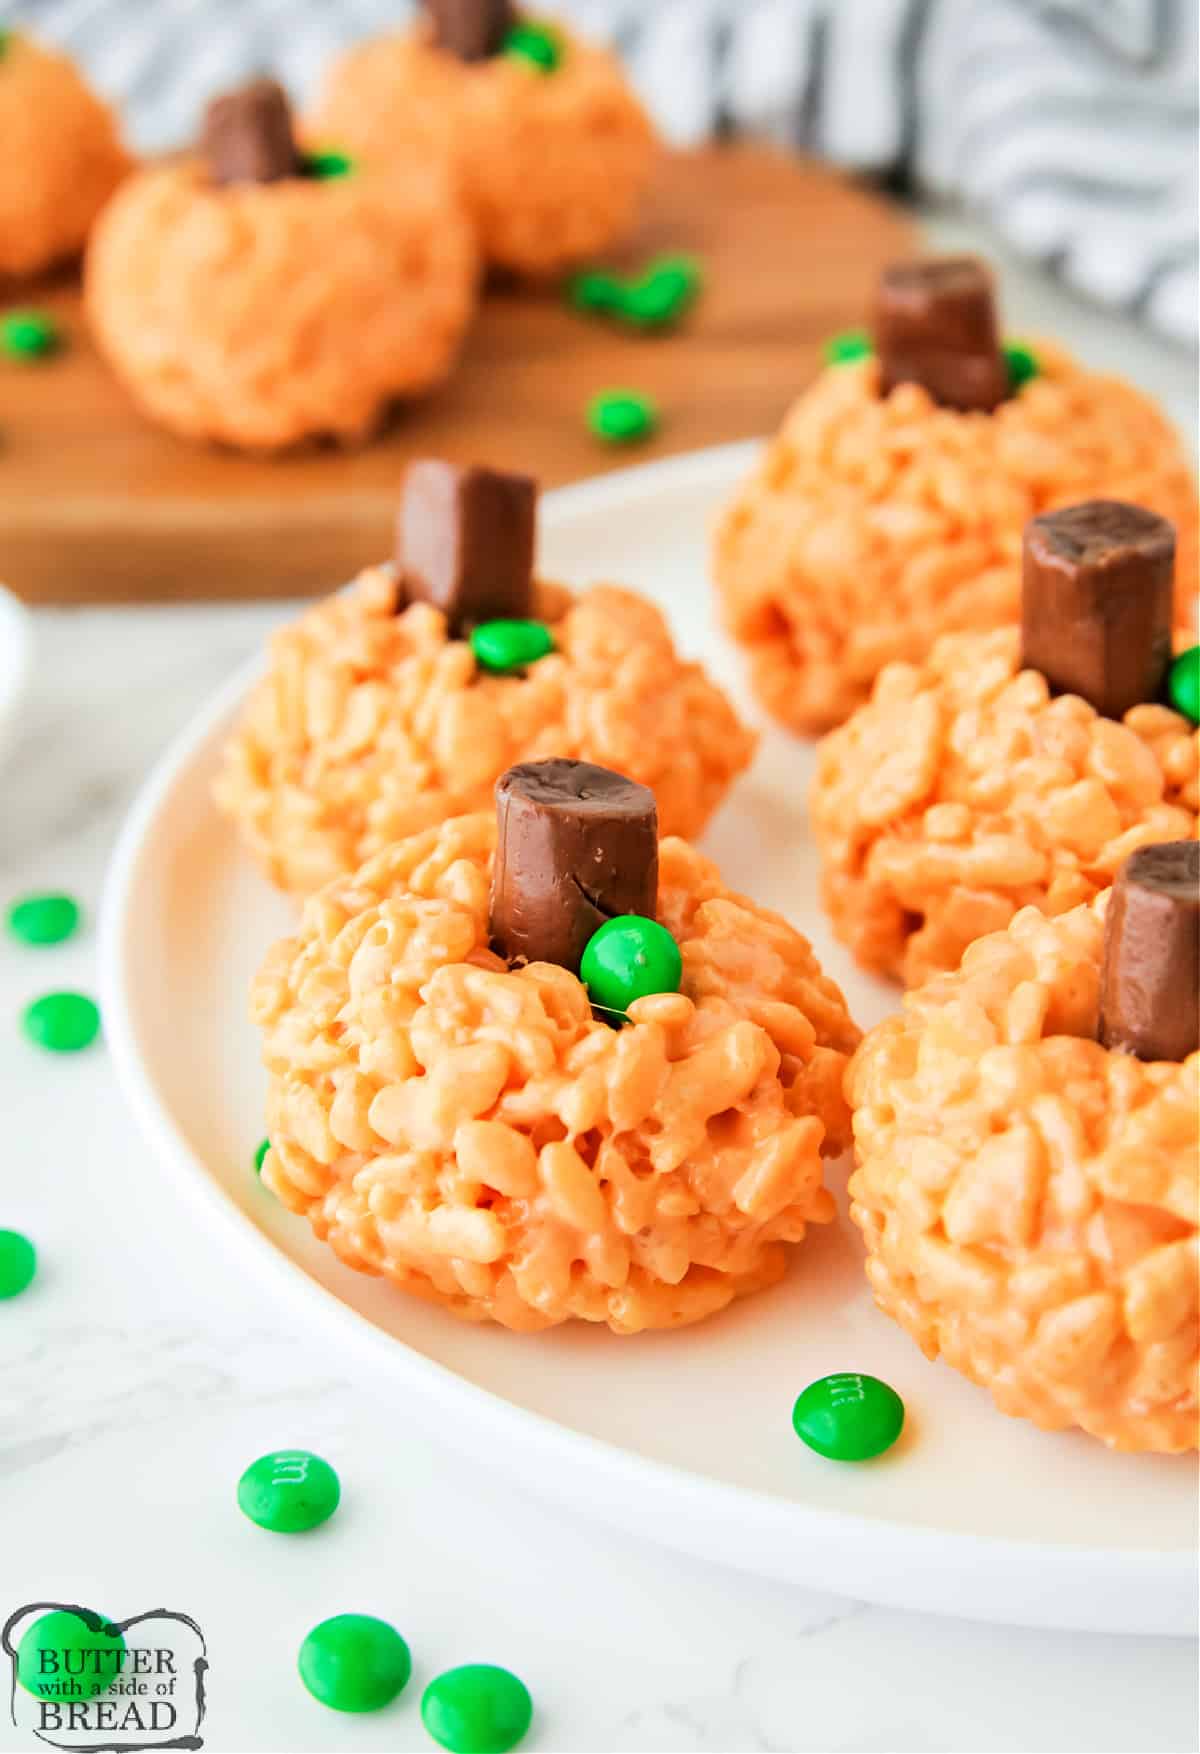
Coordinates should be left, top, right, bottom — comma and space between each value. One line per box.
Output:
3, 0, 1195, 345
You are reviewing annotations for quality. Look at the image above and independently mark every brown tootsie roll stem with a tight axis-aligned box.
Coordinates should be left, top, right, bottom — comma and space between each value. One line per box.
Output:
1099, 841, 1199, 1063
425, 0, 515, 61
873, 256, 1009, 413
1022, 500, 1175, 722
490, 759, 658, 972
397, 461, 537, 635
202, 78, 301, 186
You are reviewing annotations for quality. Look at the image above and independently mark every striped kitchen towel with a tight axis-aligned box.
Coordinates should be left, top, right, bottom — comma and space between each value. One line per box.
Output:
2, 0, 1195, 344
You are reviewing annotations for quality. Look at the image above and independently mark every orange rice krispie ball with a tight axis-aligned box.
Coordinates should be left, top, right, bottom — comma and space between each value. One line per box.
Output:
254, 812, 860, 1332
848, 896, 1198, 1452
810, 625, 1198, 988
84, 83, 476, 450
216, 565, 757, 896
714, 341, 1199, 735
0, 30, 131, 277
309, 11, 657, 276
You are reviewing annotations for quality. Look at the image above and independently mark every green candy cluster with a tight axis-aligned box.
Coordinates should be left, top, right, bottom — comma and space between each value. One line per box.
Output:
503, 21, 563, 72
238, 1449, 341, 1533
7, 892, 80, 946
568, 253, 703, 331
422, 1664, 533, 1754
17, 1610, 126, 1701
22, 991, 100, 1053
2, 309, 60, 360
1168, 644, 1200, 724
470, 619, 555, 674
581, 915, 682, 1023
0, 1229, 37, 1299
298, 1614, 411, 1713
792, 1372, 905, 1461
587, 388, 658, 445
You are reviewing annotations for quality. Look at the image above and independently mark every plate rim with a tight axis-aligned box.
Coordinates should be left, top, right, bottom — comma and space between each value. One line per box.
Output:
97, 442, 1197, 1637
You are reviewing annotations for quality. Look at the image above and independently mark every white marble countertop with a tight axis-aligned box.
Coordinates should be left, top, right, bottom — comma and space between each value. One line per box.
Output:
2, 221, 1198, 1754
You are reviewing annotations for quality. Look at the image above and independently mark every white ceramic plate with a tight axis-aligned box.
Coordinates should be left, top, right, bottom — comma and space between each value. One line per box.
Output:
0, 582, 33, 759
99, 443, 1198, 1637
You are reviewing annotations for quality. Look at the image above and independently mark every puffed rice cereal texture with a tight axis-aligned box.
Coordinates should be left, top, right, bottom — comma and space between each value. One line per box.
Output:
848, 897, 1199, 1451
0, 32, 131, 277
811, 626, 1198, 988
714, 347, 1199, 734
216, 568, 757, 897
308, 18, 657, 276
253, 814, 861, 1332
84, 153, 477, 450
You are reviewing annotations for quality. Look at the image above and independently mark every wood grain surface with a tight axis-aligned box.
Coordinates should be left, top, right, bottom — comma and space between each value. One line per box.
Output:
1, 143, 914, 604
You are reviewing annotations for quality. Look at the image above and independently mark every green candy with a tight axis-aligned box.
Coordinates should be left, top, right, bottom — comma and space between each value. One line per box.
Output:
2, 310, 60, 360
237, 1449, 341, 1532
1004, 340, 1040, 390
623, 254, 703, 328
298, 1614, 411, 1713
18, 1610, 126, 1701
567, 268, 625, 316
1168, 644, 1200, 724
587, 389, 658, 445
22, 991, 100, 1053
254, 1138, 271, 1174
503, 22, 562, 72
305, 148, 355, 180
792, 1372, 905, 1462
7, 893, 81, 946
581, 915, 682, 1022
422, 1664, 533, 1754
0, 1230, 37, 1298
470, 619, 555, 674
824, 328, 872, 365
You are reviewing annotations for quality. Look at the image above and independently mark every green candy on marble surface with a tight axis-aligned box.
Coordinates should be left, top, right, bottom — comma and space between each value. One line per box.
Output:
422, 1664, 533, 1754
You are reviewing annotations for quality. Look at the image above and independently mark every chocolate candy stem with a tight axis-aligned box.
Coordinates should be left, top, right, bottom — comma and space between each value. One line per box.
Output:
490, 759, 658, 973
1099, 841, 1199, 1063
425, 0, 514, 60
873, 256, 1009, 413
397, 461, 536, 636
1022, 500, 1175, 722
203, 78, 300, 186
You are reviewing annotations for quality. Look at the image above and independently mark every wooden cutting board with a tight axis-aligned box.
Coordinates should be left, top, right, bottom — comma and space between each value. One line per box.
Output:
1, 144, 913, 603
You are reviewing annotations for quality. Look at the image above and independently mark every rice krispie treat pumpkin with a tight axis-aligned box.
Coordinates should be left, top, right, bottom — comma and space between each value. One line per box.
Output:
0, 29, 131, 277
309, 2, 657, 276
216, 461, 756, 896
85, 80, 476, 450
812, 501, 1199, 987
848, 841, 1199, 1452
255, 759, 860, 1332
714, 257, 1198, 734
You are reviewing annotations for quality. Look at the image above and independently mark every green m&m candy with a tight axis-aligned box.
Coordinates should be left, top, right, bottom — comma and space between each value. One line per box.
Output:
0, 1230, 37, 1298
298, 1614, 411, 1713
624, 254, 703, 328
503, 21, 562, 72
824, 328, 871, 366
22, 991, 100, 1053
581, 915, 682, 1022
7, 892, 81, 946
422, 1664, 533, 1754
587, 388, 658, 445
17, 1609, 126, 1701
254, 1138, 271, 1174
792, 1372, 905, 1461
471, 619, 555, 674
305, 148, 355, 180
1168, 644, 1200, 724
1, 309, 60, 360
237, 1449, 341, 1532
567, 268, 624, 316
1004, 340, 1040, 390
